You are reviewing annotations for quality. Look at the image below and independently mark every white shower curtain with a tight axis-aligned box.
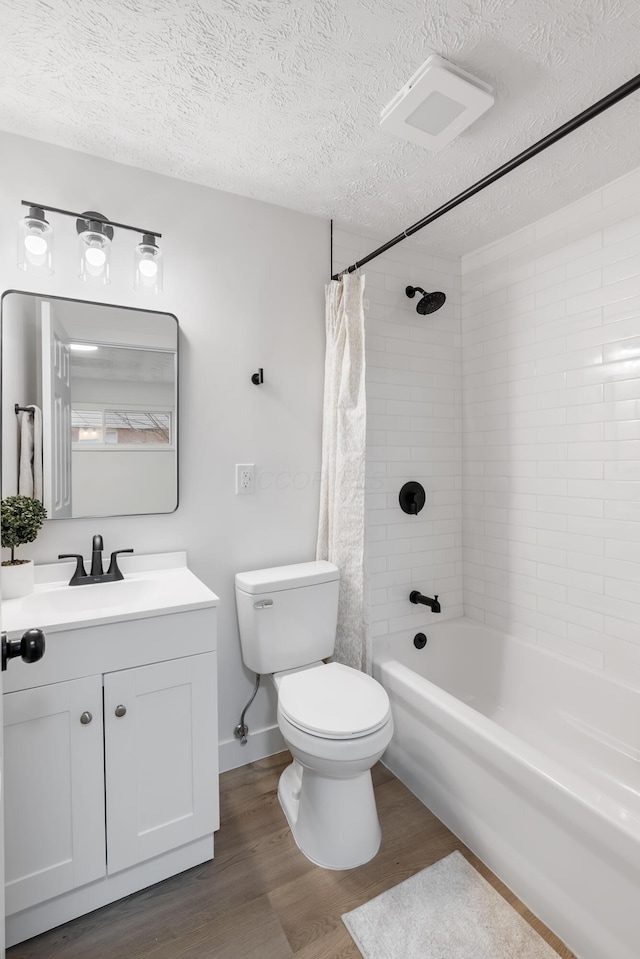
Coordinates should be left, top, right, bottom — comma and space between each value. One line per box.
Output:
316, 273, 369, 672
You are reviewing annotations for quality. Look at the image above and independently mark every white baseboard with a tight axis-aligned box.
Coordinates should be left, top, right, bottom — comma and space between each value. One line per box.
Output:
219, 723, 286, 773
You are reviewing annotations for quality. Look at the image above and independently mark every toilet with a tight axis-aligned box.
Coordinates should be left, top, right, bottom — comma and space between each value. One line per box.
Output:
235, 560, 393, 870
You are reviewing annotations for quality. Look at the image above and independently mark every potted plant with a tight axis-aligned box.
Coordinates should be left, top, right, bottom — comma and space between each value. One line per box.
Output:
1, 495, 47, 600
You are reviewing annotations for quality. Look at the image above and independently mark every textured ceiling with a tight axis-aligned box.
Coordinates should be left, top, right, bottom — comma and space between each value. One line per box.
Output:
2, 0, 640, 256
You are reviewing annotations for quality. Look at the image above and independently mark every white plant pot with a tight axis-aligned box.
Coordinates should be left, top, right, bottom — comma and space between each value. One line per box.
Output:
2, 559, 35, 600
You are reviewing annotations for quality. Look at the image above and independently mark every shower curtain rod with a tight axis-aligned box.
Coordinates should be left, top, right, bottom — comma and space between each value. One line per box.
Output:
332, 72, 640, 280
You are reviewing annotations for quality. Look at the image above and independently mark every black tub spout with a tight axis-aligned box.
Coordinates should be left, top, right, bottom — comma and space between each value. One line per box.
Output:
410, 590, 441, 613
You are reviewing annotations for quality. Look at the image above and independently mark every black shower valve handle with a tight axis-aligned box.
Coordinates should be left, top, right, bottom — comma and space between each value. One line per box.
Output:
399, 481, 426, 515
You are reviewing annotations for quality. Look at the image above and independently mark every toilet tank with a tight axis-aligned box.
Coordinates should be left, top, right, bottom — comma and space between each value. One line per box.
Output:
235, 561, 339, 674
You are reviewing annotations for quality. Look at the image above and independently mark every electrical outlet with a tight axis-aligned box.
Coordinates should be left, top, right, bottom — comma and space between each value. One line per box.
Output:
236, 463, 255, 495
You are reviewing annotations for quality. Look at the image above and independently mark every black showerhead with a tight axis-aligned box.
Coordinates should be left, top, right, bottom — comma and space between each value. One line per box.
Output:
406, 285, 446, 314
417, 290, 446, 314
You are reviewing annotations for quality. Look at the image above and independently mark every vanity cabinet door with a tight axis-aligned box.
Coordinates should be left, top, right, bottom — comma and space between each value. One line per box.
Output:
3, 675, 106, 915
104, 652, 218, 875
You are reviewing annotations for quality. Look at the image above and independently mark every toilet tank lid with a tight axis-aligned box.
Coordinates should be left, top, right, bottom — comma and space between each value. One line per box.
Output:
235, 560, 339, 594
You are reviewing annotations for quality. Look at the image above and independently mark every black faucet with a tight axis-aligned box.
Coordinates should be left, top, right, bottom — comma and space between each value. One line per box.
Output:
59, 535, 134, 586
410, 590, 441, 613
91, 534, 104, 576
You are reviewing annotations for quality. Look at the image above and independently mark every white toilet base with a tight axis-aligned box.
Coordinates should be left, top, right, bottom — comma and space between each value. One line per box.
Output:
278, 759, 382, 870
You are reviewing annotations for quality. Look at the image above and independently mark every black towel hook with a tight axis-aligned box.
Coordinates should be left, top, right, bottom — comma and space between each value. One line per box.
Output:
251, 368, 264, 385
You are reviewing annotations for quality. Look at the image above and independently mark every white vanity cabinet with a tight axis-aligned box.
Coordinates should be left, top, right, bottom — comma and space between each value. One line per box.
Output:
2, 553, 219, 947
104, 654, 217, 874
4, 675, 106, 915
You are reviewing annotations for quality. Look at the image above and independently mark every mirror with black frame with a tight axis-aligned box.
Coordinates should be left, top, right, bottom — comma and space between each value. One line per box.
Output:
1, 291, 178, 519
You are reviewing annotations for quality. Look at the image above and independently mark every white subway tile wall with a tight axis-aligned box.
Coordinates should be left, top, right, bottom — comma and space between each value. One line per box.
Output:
461, 164, 640, 684
332, 230, 464, 647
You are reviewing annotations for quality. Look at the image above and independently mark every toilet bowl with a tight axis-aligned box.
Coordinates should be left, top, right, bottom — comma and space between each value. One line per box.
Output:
273, 661, 393, 869
234, 560, 393, 870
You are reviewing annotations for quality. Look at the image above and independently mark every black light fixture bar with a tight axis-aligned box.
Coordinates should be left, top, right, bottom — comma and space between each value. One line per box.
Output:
332, 71, 640, 280
21, 201, 161, 238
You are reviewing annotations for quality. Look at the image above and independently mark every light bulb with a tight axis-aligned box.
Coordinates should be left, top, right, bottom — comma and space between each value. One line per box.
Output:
139, 258, 158, 278
17, 206, 54, 274
78, 214, 112, 284
85, 247, 106, 267
24, 234, 48, 256
134, 233, 162, 293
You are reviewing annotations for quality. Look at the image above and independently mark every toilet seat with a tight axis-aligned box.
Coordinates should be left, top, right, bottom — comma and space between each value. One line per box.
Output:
277, 662, 391, 739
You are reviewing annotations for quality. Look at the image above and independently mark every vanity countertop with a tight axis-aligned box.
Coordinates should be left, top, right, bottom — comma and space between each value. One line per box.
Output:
3, 551, 219, 635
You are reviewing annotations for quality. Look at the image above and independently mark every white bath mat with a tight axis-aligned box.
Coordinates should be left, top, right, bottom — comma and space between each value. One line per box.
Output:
342, 851, 560, 959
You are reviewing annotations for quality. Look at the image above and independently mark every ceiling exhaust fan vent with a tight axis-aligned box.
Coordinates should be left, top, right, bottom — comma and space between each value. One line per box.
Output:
380, 55, 494, 152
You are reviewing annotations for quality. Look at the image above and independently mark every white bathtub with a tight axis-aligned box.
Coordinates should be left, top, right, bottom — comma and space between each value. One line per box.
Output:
374, 617, 640, 959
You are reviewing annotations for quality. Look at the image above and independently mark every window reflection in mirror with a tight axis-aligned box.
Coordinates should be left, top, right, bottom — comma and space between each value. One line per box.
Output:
1, 292, 178, 519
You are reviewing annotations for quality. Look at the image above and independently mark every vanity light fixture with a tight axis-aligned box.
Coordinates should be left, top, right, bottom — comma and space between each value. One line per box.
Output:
70, 343, 99, 352
17, 206, 54, 275
18, 201, 162, 293
134, 234, 163, 294
77, 212, 114, 285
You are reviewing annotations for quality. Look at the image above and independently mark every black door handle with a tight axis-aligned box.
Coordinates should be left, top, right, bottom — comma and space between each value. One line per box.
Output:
2, 628, 46, 671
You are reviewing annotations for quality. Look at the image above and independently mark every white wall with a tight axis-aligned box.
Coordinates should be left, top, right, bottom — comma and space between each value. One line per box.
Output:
0, 131, 329, 770
350, 162, 640, 688
332, 229, 463, 652
461, 165, 640, 684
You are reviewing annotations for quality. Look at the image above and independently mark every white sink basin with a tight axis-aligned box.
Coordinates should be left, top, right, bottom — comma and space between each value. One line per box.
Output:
2, 553, 219, 634
17, 579, 162, 619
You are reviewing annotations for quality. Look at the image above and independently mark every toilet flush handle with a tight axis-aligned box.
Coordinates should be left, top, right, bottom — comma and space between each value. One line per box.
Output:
254, 599, 273, 609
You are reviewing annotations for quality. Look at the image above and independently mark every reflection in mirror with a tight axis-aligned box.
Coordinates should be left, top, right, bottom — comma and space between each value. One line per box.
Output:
2, 292, 178, 519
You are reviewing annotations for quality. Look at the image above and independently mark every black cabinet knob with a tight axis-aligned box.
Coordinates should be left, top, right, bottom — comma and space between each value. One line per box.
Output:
2, 628, 46, 671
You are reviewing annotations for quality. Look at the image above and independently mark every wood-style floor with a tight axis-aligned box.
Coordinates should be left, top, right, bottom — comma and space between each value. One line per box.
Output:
9, 751, 576, 959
